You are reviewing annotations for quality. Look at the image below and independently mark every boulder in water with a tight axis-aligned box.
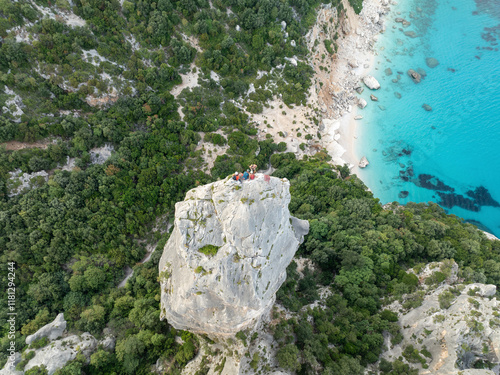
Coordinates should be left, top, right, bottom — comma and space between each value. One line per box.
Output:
359, 156, 369, 168
408, 69, 421, 83
363, 75, 381, 90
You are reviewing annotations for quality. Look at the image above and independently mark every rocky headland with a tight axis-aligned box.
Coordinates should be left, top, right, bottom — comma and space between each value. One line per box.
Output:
158, 174, 309, 337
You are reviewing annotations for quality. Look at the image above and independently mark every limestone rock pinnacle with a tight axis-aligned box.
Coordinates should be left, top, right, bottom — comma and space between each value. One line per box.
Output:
159, 174, 309, 336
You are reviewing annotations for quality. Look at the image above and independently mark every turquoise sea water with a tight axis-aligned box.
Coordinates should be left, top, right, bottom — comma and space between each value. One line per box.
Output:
357, 0, 500, 235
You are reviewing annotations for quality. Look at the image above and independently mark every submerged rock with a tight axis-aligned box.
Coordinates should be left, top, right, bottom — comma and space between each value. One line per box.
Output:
363, 75, 381, 90
394, 92, 402, 99
158, 175, 309, 336
398, 191, 409, 198
426, 57, 440, 68
423, 103, 432, 111
417, 67, 427, 77
385, 67, 393, 76
370, 94, 378, 101
404, 30, 417, 38
359, 156, 369, 168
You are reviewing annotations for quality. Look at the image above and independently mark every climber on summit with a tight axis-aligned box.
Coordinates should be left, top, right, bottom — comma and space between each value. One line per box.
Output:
243, 170, 249, 180
232, 172, 239, 181
249, 164, 257, 174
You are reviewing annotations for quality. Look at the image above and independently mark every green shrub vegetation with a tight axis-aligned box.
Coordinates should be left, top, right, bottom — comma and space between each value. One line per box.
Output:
198, 245, 220, 257
29, 336, 49, 349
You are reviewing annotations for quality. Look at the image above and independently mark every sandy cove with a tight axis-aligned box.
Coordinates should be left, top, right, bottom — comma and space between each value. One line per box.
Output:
309, 0, 392, 172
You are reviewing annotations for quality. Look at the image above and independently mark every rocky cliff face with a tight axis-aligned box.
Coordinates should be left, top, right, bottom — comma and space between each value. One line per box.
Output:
159, 174, 309, 336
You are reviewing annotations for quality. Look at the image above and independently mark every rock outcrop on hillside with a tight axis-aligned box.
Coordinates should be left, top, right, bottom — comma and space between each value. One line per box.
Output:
383, 261, 500, 375
159, 174, 309, 336
25, 313, 66, 346
24, 334, 98, 375
0, 315, 115, 375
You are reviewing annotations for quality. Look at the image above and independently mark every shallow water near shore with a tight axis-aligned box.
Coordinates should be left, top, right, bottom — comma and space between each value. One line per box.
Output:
357, 0, 500, 235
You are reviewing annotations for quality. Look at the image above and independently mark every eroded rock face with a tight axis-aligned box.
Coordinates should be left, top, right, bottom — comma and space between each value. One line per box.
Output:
159, 174, 309, 336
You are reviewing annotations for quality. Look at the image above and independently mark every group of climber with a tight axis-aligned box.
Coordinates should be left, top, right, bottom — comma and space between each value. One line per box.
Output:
232, 164, 257, 182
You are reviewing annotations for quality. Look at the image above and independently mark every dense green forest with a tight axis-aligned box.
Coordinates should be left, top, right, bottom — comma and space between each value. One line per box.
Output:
1, 0, 499, 374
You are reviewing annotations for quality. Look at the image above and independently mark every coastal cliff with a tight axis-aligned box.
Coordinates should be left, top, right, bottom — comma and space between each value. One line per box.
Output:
158, 174, 309, 336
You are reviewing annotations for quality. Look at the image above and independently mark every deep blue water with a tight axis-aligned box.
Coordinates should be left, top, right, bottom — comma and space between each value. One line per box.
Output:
357, 0, 500, 236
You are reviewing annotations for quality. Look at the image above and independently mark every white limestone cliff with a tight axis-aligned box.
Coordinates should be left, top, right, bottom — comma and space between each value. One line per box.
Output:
159, 174, 309, 336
